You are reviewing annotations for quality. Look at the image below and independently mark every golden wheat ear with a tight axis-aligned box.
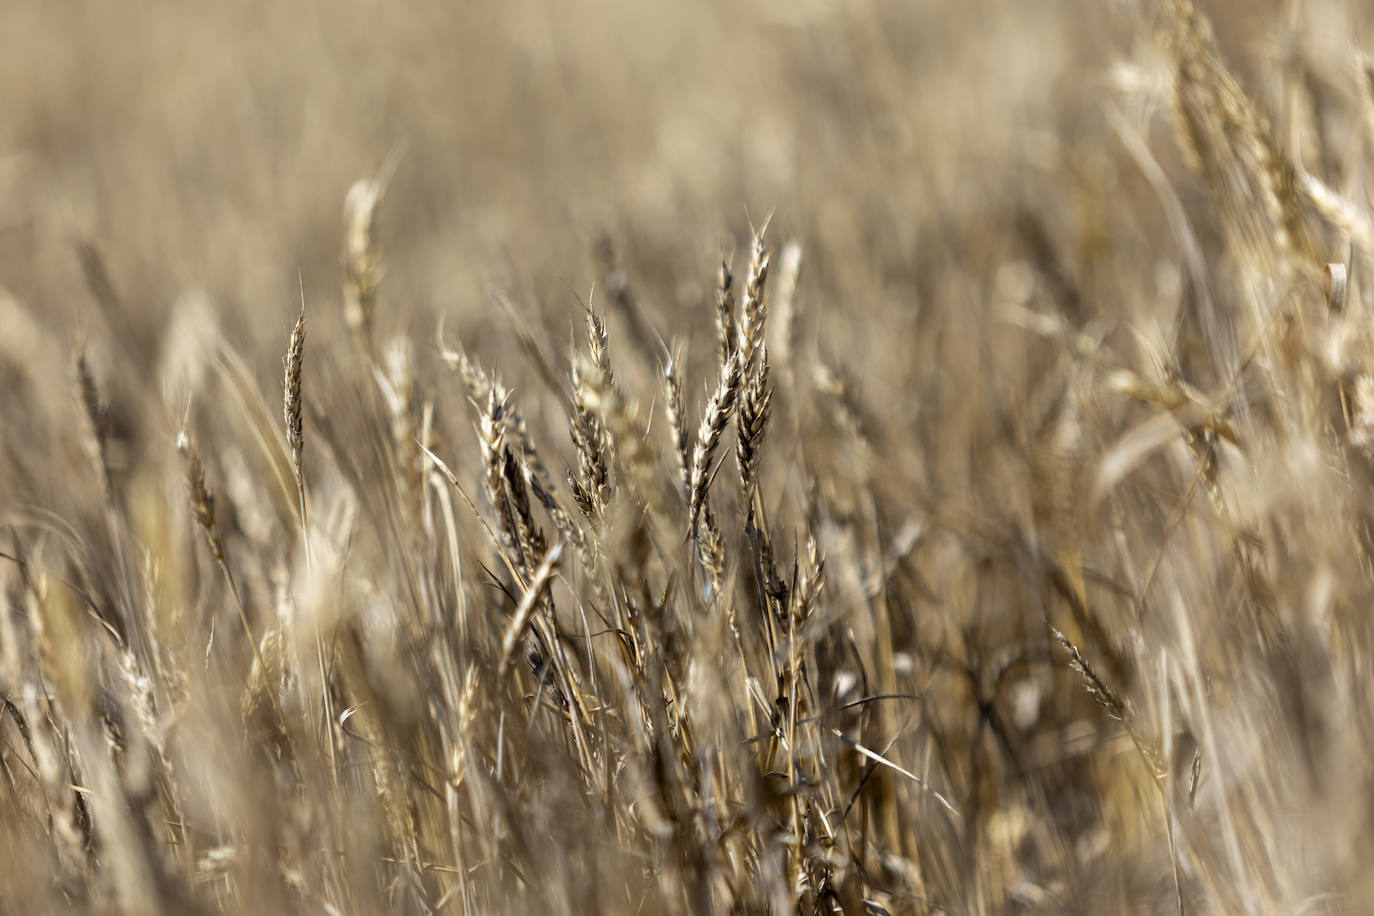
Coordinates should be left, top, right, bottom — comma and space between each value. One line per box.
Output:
282, 305, 306, 528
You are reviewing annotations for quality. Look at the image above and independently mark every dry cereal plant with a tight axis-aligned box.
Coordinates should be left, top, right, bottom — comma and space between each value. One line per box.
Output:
6, 0, 1374, 912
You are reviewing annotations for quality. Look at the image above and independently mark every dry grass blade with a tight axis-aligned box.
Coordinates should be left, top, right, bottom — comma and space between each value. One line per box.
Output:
497, 543, 563, 678
826, 727, 960, 819
418, 440, 524, 580
177, 430, 293, 750
1051, 626, 1165, 780
1325, 262, 1348, 313
1051, 625, 1126, 721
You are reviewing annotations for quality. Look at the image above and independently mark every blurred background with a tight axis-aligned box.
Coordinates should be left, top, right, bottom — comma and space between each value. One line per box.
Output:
0, 0, 1140, 354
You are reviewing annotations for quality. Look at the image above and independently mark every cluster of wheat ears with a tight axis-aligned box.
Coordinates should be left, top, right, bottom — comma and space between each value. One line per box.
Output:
11, 0, 1374, 912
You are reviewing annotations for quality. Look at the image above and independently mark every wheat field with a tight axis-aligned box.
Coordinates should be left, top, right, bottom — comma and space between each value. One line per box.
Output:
4, 0, 1374, 912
